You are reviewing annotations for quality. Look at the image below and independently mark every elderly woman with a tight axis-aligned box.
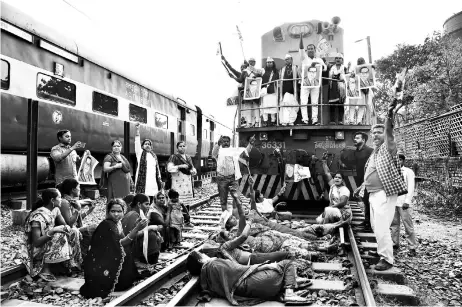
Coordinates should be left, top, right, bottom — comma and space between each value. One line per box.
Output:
135, 123, 162, 203
121, 193, 163, 265
103, 140, 131, 199
167, 141, 197, 203
18, 188, 82, 282
317, 172, 352, 225
80, 199, 148, 298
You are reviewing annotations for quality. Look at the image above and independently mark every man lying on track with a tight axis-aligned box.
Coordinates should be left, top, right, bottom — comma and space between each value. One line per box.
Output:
186, 250, 312, 305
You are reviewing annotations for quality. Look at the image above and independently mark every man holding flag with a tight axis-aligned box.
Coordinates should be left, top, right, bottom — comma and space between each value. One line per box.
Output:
212, 135, 256, 219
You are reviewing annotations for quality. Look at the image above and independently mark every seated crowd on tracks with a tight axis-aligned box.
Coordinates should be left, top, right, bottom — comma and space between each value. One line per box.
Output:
19, 97, 417, 303
223, 35, 375, 128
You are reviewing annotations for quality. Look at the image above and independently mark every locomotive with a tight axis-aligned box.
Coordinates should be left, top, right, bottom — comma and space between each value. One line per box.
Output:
237, 18, 373, 203
0, 2, 232, 187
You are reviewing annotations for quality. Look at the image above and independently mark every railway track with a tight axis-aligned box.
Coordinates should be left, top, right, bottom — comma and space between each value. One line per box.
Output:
1, 197, 420, 307
161, 201, 420, 307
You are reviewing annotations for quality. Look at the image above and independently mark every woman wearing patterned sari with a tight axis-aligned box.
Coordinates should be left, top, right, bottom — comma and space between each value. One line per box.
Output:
18, 188, 82, 282
58, 179, 97, 258
80, 199, 148, 298
166, 141, 197, 204
121, 193, 163, 265
135, 123, 162, 203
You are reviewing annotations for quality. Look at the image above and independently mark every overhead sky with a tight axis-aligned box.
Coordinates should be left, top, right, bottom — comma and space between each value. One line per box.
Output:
3, 0, 461, 128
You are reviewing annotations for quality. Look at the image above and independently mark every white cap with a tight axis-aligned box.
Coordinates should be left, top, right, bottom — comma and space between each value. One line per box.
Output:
285, 54, 292, 59
249, 57, 256, 61
336, 53, 344, 59
266, 57, 274, 62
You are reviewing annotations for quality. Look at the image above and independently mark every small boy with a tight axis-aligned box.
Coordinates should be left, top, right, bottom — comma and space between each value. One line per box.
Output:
166, 189, 192, 247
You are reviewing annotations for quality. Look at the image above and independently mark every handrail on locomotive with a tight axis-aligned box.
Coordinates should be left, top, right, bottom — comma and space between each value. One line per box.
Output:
236, 77, 373, 128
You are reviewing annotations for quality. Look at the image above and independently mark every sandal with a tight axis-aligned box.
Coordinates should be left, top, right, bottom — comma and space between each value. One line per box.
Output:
39, 272, 57, 282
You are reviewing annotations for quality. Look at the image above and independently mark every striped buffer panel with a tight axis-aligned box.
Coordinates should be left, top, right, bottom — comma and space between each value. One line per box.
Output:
237, 174, 330, 201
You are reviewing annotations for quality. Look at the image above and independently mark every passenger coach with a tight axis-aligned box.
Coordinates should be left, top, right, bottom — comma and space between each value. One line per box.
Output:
0, 2, 232, 187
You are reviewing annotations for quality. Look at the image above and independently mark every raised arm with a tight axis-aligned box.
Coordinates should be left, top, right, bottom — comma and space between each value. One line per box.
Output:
135, 123, 142, 160
299, 34, 306, 63
271, 183, 286, 204
222, 56, 241, 77
221, 216, 254, 251
386, 99, 397, 153
248, 176, 257, 211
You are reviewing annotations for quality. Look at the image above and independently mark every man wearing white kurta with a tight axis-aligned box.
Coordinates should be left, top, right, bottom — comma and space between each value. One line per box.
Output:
390, 153, 417, 256
299, 35, 326, 125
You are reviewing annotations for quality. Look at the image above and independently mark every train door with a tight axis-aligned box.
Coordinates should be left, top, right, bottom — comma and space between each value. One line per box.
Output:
208, 121, 215, 169
178, 106, 186, 142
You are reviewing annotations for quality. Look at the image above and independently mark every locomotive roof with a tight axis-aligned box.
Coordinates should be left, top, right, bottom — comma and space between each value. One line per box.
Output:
0, 1, 192, 109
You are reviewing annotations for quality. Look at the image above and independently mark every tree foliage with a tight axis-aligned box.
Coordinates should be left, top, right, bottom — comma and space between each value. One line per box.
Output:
375, 32, 462, 122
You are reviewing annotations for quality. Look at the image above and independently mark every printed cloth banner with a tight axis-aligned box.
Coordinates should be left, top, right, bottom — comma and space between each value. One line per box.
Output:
285, 164, 311, 182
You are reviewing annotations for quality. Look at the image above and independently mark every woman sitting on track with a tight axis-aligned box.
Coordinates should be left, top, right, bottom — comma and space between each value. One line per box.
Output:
18, 188, 82, 282
80, 199, 147, 298
58, 178, 97, 258
121, 193, 164, 265
316, 172, 352, 225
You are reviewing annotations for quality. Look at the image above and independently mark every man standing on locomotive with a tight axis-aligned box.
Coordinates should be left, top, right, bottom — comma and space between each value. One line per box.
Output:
212, 135, 255, 216
51, 130, 88, 186
354, 101, 407, 271
299, 35, 327, 125
279, 55, 300, 126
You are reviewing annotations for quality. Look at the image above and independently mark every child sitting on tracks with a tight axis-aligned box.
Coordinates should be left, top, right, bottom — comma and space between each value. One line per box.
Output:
165, 189, 192, 248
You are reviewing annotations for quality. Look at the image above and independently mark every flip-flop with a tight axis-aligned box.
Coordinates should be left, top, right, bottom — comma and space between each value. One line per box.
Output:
39, 272, 57, 282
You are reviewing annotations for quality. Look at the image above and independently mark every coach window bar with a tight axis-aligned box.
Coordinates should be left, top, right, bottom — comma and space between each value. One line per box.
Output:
27, 99, 39, 209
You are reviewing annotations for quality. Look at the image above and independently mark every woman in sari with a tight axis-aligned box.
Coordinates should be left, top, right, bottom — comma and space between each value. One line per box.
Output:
167, 141, 197, 204
317, 173, 352, 225
135, 123, 162, 203
58, 179, 96, 258
121, 193, 163, 265
80, 199, 148, 298
103, 140, 132, 200
18, 188, 82, 282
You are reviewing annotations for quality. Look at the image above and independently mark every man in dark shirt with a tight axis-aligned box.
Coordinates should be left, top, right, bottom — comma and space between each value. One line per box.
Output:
340, 131, 373, 227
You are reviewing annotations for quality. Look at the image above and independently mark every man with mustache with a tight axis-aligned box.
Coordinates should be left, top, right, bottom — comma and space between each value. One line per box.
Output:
354, 100, 407, 271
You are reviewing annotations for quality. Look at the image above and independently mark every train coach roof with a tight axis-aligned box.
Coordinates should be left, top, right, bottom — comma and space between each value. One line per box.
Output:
0, 1, 178, 103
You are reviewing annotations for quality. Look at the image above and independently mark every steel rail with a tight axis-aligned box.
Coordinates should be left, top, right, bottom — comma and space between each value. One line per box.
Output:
347, 225, 376, 307
0, 193, 219, 288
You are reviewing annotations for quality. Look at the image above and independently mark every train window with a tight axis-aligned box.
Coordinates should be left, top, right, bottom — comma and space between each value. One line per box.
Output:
129, 104, 147, 123
36, 73, 76, 106
92, 92, 118, 116
190, 124, 196, 136
204, 129, 208, 140
155, 112, 168, 129
1, 60, 10, 90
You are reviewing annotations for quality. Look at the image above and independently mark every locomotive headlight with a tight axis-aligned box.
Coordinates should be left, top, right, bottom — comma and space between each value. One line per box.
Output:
260, 132, 268, 141
335, 131, 344, 140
